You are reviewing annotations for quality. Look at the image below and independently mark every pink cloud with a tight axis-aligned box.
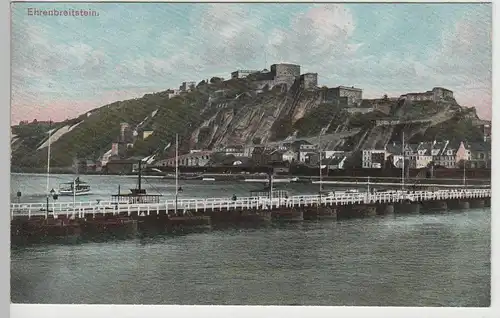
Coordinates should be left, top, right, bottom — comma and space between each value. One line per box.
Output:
455, 92, 492, 120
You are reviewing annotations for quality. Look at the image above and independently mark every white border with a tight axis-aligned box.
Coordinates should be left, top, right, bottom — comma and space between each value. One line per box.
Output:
5, 1, 498, 317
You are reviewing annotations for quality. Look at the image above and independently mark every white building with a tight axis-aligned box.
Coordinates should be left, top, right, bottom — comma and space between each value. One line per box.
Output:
282, 150, 297, 162
168, 89, 180, 99
299, 144, 317, 162
410, 142, 433, 169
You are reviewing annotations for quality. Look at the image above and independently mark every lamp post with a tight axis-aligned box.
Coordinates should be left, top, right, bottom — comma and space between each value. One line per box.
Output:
401, 131, 405, 190
174, 133, 180, 215
318, 130, 324, 207
46, 194, 49, 219
268, 168, 274, 207
46, 188, 56, 218
462, 160, 466, 186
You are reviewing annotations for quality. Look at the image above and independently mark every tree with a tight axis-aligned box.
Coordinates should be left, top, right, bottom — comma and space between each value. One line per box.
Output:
383, 94, 388, 100
252, 137, 262, 145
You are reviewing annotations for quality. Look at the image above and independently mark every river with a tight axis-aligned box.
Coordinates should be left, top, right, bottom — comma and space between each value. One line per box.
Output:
10, 174, 491, 306
10, 173, 330, 204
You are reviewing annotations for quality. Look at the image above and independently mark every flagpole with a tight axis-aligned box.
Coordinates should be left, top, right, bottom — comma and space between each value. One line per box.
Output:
402, 131, 405, 190
73, 178, 76, 214
318, 130, 322, 207
175, 134, 179, 215
46, 120, 52, 216
319, 132, 322, 192
46, 120, 51, 194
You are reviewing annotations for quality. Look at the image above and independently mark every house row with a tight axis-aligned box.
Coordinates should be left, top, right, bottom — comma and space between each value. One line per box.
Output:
98, 133, 490, 172
362, 140, 491, 169
249, 142, 349, 169
150, 139, 347, 168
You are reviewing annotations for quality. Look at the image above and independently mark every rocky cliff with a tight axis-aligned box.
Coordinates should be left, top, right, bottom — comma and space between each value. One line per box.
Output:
10, 78, 488, 169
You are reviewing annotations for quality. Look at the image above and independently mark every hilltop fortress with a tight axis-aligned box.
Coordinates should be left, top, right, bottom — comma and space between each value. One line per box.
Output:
175, 62, 456, 108
228, 63, 364, 106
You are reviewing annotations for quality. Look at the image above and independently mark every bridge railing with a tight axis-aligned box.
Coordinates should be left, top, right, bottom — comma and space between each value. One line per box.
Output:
10, 188, 491, 219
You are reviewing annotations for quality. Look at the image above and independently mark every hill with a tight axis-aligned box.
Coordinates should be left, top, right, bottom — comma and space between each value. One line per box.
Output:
10, 78, 488, 170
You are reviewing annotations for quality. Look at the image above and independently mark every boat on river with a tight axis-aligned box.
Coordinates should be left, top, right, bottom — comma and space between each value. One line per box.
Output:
111, 161, 162, 204
58, 177, 92, 196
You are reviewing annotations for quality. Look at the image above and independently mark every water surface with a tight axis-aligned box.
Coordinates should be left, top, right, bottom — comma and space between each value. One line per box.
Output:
11, 209, 490, 306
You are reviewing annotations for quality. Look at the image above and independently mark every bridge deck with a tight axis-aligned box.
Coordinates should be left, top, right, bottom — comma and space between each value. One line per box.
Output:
10, 188, 491, 219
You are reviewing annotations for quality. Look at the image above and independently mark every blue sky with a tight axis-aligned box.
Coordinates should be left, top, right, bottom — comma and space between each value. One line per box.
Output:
11, 2, 492, 122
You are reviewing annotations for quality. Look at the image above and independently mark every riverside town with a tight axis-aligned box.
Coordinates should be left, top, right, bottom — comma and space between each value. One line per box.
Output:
11, 59, 492, 251
10, 2, 492, 308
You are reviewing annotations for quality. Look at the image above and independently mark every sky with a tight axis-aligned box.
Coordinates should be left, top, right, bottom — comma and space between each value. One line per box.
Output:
10, 2, 492, 123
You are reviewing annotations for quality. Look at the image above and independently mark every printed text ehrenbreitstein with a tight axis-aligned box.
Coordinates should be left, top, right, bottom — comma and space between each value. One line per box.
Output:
27, 8, 99, 17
